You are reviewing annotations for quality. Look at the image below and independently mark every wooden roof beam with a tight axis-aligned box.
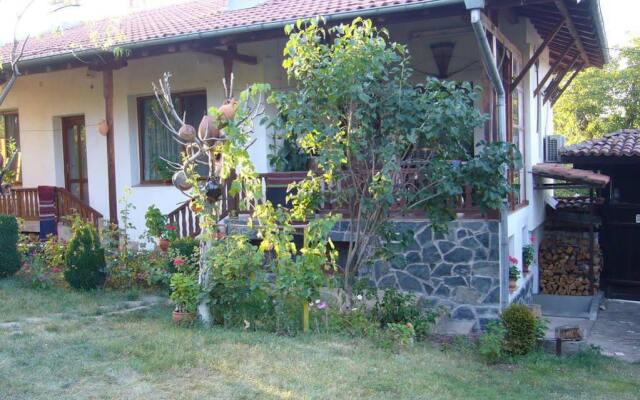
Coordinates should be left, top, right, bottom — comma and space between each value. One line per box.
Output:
510, 19, 564, 92
550, 64, 583, 106
535, 40, 574, 96
554, 0, 591, 66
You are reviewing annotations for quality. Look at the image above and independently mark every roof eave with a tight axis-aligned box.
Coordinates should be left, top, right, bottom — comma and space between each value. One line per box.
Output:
10, 0, 465, 71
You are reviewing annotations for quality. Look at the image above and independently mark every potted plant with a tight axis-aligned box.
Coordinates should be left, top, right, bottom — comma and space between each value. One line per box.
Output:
508, 256, 520, 293
145, 205, 168, 248
522, 244, 535, 275
159, 224, 178, 252
169, 272, 200, 324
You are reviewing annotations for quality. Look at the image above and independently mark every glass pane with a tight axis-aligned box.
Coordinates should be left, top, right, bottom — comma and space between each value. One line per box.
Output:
69, 182, 80, 199
66, 125, 80, 180
141, 93, 208, 181
142, 98, 182, 181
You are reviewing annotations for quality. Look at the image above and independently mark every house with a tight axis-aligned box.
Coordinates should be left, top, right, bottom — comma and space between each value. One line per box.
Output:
0, 0, 608, 329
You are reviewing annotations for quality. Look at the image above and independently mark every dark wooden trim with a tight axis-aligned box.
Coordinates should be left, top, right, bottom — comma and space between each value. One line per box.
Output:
510, 19, 564, 92
550, 64, 582, 105
137, 90, 207, 184
61, 115, 88, 202
103, 69, 118, 223
534, 39, 574, 96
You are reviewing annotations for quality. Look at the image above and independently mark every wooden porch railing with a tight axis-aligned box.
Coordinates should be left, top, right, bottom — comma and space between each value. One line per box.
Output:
0, 188, 39, 221
167, 170, 487, 238
56, 187, 103, 229
0, 187, 103, 230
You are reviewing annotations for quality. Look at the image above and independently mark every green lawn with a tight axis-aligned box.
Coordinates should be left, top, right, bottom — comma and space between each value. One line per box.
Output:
1, 277, 639, 400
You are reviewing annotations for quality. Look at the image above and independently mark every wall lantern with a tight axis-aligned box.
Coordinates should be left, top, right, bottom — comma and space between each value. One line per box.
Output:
430, 42, 456, 79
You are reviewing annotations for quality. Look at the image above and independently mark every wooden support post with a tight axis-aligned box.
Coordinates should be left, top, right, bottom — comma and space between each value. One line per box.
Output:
588, 187, 595, 294
543, 55, 578, 103
534, 41, 574, 96
510, 20, 564, 92
103, 69, 118, 224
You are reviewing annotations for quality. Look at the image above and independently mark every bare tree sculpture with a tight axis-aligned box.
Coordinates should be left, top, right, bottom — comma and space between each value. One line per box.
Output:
152, 71, 267, 324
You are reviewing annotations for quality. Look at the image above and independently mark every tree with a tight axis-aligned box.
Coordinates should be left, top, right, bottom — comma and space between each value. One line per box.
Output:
554, 38, 640, 144
272, 18, 519, 298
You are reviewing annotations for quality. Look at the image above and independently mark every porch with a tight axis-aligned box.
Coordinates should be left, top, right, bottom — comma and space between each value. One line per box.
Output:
0, 186, 103, 234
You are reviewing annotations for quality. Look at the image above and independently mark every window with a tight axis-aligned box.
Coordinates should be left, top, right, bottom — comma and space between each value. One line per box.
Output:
138, 91, 207, 183
0, 111, 21, 183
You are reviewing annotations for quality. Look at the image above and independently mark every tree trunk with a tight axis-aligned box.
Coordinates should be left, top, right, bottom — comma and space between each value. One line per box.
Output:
197, 237, 212, 325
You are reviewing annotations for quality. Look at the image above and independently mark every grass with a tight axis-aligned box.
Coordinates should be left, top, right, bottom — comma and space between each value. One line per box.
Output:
1, 277, 639, 399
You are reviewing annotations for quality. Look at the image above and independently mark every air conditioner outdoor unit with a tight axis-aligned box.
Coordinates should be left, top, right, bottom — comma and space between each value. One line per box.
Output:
544, 135, 565, 163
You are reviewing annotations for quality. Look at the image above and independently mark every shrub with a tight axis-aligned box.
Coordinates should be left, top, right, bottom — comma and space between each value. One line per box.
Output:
380, 322, 415, 352
43, 234, 66, 270
206, 236, 269, 326
478, 321, 506, 364
0, 215, 21, 278
169, 272, 200, 313
372, 289, 436, 340
169, 236, 199, 259
64, 218, 106, 290
501, 304, 537, 356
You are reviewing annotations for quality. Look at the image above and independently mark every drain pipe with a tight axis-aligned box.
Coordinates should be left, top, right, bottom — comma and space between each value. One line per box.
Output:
466, 0, 510, 310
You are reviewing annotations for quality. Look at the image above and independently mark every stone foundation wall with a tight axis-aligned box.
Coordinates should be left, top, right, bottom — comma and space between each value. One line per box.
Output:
333, 220, 502, 331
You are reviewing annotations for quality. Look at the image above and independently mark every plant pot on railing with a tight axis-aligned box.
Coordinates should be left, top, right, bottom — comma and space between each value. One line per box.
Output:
263, 171, 308, 208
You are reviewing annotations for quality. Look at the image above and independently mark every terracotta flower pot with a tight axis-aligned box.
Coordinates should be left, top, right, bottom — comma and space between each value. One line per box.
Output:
158, 238, 170, 252
509, 279, 517, 293
172, 310, 195, 324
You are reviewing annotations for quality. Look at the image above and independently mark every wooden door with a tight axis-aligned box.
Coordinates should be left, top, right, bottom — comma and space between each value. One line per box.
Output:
602, 203, 640, 300
62, 116, 89, 201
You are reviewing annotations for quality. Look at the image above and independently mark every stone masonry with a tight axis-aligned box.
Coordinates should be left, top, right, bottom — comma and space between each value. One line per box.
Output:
336, 220, 502, 330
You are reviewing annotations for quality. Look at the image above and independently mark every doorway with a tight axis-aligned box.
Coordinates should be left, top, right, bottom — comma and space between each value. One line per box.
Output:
61, 116, 89, 202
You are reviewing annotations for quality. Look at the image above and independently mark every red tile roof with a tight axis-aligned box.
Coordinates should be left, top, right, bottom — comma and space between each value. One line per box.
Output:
532, 163, 610, 188
1, 0, 437, 63
555, 196, 604, 212
561, 129, 640, 159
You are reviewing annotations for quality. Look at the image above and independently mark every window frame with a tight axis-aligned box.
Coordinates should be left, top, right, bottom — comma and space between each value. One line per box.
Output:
137, 90, 207, 185
0, 110, 21, 185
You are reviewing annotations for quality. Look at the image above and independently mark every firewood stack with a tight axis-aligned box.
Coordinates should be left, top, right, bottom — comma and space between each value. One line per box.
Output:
539, 231, 602, 296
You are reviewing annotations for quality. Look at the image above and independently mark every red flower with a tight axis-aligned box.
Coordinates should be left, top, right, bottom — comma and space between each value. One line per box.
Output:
530, 235, 537, 243
508, 255, 519, 265
51, 267, 62, 274
173, 257, 185, 267
165, 224, 177, 231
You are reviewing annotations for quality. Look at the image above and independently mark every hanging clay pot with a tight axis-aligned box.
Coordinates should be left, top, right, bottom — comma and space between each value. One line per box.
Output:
98, 119, 109, 136
172, 170, 193, 191
178, 124, 197, 142
219, 98, 238, 122
198, 115, 220, 142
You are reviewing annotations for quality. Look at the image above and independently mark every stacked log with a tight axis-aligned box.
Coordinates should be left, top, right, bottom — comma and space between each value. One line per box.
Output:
539, 231, 602, 296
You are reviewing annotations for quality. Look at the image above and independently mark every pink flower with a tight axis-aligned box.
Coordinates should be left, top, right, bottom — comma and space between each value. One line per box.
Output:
530, 235, 537, 243
51, 267, 61, 274
508, 255, 518, 265
173, 257, 185, 267
317, 301, 328, 310
165, 224, 177, 231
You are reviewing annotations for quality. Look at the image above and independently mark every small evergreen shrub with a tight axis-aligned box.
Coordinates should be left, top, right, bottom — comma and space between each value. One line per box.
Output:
0, 215, 21, 278
64, 218, 106, 290
501, 304, 537, 355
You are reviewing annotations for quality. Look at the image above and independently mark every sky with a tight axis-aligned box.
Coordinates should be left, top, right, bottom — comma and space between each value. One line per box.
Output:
0, 0, 639, 52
